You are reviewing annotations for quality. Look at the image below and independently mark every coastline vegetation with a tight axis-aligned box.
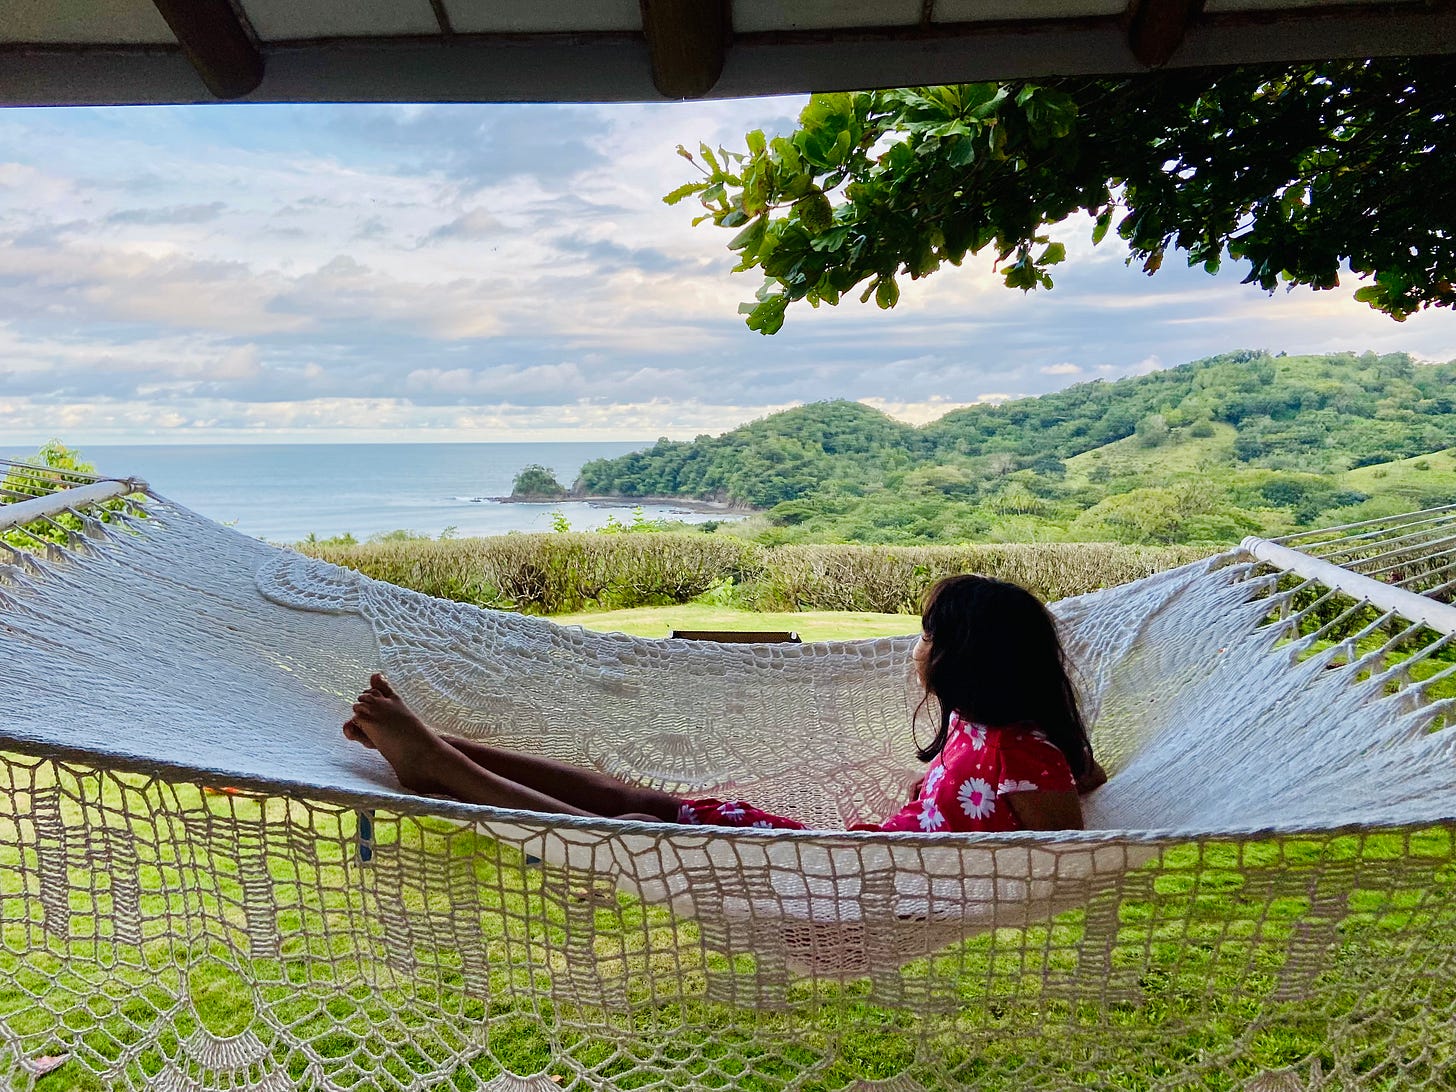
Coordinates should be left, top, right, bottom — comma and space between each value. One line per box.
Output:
509, 463, 567, 499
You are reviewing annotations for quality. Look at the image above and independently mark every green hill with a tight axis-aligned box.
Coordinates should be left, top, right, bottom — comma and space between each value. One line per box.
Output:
576, 399, 924, 507
573, 351, 1456, 547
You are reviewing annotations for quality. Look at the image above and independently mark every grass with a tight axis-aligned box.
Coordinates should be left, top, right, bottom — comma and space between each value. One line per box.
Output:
1062, 423, 1241, 491
1342, 445, 1456, 505
550, 605, 918, 641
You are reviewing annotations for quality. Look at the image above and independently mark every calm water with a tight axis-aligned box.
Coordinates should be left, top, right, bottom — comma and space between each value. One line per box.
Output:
21, 443, 726, 542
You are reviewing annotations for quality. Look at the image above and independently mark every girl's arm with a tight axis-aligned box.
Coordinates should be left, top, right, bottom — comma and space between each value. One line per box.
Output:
1004, 791, 1084, 831
1076, 756, 1108, 794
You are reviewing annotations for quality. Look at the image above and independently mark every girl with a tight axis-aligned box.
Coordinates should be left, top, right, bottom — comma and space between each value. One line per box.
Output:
343, 574, 1103, 832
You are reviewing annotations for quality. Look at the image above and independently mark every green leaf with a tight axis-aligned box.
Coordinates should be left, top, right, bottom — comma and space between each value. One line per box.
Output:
746, 293, 789, 335
663, 182, 703, 206
728, 215, 768, 253
1042, 241, 1067, 265
794, 191, 835, 235
874, 277, 900, 309
809, 226, 851, 253
946, 135, 978, 168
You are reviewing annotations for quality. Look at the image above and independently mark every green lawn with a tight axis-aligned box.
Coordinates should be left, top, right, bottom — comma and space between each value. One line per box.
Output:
549, 604, 918, 641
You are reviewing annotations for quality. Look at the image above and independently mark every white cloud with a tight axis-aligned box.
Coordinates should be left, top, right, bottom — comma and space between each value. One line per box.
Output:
859, 396, 973, 425
0, 395, 807, 446
419, 208, 503, 245
0, 101, 1450, 443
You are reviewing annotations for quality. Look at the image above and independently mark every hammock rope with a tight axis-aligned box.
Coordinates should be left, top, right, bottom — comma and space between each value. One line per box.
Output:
1, 462, 1454, 1091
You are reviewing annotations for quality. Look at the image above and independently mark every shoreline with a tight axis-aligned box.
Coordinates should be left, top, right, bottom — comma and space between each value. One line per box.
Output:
488, 494, 760, 514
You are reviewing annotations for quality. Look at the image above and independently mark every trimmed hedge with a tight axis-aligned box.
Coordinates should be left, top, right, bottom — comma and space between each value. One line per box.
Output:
301, 535, 1207, 615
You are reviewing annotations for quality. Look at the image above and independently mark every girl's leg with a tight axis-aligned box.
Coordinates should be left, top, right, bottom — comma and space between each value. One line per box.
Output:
349, 676, 680, 822
439, 735, 681, 822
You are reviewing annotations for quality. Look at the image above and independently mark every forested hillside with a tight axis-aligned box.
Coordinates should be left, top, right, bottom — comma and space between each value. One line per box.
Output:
575, 351, 1456, 546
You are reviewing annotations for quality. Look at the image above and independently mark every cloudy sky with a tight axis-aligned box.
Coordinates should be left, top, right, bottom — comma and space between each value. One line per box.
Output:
2, 98, 1454, 445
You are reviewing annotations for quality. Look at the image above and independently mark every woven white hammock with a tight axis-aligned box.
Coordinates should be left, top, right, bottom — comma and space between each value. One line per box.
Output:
1, 459, 1454, 1091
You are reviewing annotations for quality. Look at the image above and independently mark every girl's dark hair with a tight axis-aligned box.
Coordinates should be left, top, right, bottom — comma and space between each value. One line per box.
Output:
914, 574, 1091, 778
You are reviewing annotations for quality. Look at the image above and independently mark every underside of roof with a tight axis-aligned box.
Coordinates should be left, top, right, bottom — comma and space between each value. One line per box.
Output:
2, 1, 1454, 107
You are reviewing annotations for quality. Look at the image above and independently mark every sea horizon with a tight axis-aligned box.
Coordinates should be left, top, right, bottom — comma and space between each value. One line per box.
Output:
3, 441, 730, 543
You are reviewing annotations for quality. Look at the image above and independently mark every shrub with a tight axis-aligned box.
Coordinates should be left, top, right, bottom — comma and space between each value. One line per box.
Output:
2, 441, 141, 549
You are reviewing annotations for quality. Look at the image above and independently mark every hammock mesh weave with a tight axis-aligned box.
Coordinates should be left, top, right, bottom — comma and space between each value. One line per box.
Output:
1, 463, 1454, 1091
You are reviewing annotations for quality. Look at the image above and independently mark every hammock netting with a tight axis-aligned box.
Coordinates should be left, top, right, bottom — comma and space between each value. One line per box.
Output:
1, 460, 1454, 1091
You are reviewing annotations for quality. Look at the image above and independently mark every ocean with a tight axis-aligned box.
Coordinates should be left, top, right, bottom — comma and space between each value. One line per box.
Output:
17, 442, 728, 543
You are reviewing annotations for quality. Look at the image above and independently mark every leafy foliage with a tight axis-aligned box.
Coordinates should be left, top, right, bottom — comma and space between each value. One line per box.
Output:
1, 440, 103, 548
669, 60, 1456, 332
578, 351, 1456, 546
510, 464, 568, 498
577, 399, 923, 507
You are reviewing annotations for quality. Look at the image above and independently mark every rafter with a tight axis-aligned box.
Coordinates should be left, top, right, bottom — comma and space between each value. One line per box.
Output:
640, 0, 731, 99
151, 0, 263, 100
1127, 0, 1206, 68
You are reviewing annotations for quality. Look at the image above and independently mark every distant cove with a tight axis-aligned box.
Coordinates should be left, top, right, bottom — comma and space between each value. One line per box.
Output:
490, 492, 757, 513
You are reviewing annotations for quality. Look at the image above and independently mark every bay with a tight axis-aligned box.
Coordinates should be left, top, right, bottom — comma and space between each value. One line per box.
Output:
31, 442, 730, 543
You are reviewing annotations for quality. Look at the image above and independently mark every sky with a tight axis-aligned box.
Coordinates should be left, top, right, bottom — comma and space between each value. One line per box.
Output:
2, 98, 1454, 446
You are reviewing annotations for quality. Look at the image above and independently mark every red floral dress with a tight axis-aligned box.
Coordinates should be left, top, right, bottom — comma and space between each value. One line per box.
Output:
677, 711, 1076, 833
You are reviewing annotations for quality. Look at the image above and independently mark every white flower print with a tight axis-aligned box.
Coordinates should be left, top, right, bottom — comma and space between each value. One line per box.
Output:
751, 819, 776, 829
678, 803, 700, 824
718, 801, 746, 822
997, 778, 1040, 794
956, 719, 988, 750
917, 798, 945, 832
922, 765, 946, 796
957, 777, 997, 819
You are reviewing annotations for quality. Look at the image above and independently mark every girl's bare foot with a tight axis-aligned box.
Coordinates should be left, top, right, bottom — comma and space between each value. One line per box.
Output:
342, 718, 376, 748
348, 674, 455, 796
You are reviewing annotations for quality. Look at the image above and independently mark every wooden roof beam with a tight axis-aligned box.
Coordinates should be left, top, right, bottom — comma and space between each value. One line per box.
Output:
640, 0, 731, 99
151, 0, 263, 100
1127, 0, 1206, 68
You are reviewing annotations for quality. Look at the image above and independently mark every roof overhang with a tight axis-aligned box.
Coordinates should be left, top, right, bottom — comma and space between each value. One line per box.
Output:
2, 1, 1454, 107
